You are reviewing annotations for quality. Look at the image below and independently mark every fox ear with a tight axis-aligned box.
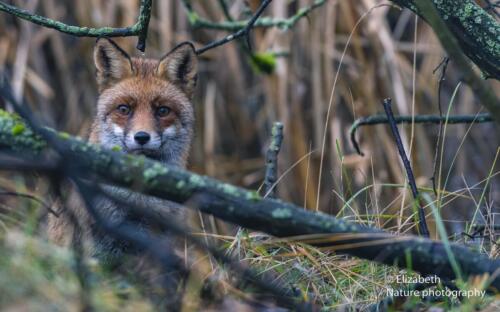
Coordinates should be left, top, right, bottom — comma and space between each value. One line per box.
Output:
157, 42, 198, 98
94, 38, 133, 92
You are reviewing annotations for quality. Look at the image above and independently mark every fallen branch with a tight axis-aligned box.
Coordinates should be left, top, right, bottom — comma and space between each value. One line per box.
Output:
1, 110, 500, 291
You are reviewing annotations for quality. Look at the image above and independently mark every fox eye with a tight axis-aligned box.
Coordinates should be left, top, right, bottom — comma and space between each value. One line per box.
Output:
156, 106, 171, 117
117, 104, 131, 115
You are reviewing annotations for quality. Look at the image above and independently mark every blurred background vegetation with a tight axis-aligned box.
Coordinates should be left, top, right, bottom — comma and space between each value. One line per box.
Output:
0, 0, 499, 310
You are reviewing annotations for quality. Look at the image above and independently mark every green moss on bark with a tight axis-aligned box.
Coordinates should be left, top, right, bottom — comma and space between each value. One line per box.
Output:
391, 0, 500, 79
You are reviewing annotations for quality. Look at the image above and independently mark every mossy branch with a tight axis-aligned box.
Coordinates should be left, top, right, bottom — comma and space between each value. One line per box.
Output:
0, 0, 152, 51
1, 110, 500, 291
182, 0, 327, 32
390, 0, 500, 80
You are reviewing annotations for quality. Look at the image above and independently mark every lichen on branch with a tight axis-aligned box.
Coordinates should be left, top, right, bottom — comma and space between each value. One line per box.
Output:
0, 0, 152, 51
391, 0, 500, 80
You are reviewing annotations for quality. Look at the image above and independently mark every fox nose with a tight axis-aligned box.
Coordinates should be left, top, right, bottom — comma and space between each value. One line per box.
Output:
134, 131, 151, 145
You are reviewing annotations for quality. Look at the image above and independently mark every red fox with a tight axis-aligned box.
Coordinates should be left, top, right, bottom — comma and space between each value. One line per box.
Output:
48, 38, 198, 260
90, 38, 197, 166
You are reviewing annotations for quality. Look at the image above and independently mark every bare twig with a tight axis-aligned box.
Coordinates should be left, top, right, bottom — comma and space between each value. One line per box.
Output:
431, 57, 450, 196
350, 112, 493, 155
262, 122, 284, 198
0, 0, 153, 51
382, 98, 430, 237
193, 0, 273, 55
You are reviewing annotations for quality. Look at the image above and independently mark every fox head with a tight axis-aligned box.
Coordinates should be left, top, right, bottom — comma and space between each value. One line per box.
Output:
90, 38, 197, 167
